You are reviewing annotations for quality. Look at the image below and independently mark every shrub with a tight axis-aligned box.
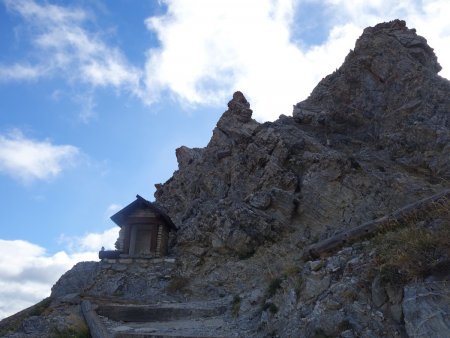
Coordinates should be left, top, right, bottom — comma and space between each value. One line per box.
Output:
231, 295, 241, 317
266, 277, 283, 298
50, 311, 90, 338
166, 276, 189, 293
29, 298, 52, 317
238, 249, 255, 260
50, 326, 90, 338
312, 329, 330, 338
261, 302, 278, 314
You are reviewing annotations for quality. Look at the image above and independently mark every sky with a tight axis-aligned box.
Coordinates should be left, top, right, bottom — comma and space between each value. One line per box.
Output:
1, 0, 450, 320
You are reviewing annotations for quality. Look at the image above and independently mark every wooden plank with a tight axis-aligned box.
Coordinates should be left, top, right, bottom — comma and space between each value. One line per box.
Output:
302, 189, 450, 261
123, 225, 130, 255
127, 216, 162, 224
81, 300, 110, 338
150, 224, 158, 252
129, 208, 157, 218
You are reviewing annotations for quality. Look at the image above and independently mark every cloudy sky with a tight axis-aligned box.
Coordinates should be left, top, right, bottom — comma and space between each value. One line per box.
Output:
1, 0, 449, 319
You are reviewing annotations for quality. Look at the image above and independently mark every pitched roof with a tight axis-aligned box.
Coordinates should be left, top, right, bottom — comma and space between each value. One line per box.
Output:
110, 195, 177, 231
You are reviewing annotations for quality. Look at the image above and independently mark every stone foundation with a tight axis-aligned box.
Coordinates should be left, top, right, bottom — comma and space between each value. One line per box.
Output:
102, 257, 176, 265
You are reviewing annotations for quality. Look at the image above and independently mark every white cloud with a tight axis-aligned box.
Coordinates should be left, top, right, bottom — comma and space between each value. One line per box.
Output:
321, 0, 450, 79
0, 226, 118, 319
139, 0, 365, 119
143, 0, 310, 119
2, 0, 142, 114
0, 239, 97, 319
0, 63, 44, 81
58, 226, 119, 252
77, 227, 119, 251
0, 130, 79, 183
142, 0, 450, 120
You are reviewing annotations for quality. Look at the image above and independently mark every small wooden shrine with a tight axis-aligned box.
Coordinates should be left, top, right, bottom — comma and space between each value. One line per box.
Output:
99, 195, 176, 259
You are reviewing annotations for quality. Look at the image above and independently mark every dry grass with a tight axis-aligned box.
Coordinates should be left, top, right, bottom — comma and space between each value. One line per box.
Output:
49, 326, 90, 338
374, 208, 450, 285
166, 276, 190, 293
282, 265, 301, 277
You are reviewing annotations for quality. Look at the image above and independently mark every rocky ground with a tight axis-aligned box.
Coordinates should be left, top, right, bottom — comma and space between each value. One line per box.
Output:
1, 20, 449, 338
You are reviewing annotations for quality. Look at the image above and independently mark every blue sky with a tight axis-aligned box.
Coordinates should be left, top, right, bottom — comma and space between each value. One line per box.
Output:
1, 0, 449, 319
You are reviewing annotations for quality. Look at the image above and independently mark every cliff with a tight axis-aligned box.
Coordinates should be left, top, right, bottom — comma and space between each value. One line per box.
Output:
1, 20, 449, 338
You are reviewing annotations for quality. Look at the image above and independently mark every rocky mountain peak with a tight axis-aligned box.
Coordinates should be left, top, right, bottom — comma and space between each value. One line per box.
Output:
294, 19, 449, 179
355, 19, 441, 74
226, 91, 252, 122
210, 91, 259, 147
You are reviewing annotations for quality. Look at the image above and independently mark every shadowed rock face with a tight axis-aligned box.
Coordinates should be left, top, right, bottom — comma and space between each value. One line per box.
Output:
155, 20, 449, 265
294, 20, 449, 178
151, 20, 449, 336
155, 89, 300, 259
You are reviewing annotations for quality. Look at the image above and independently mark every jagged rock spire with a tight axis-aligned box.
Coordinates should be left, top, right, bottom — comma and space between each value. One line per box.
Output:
206, 91, 259, 146
226, 91, 253, 123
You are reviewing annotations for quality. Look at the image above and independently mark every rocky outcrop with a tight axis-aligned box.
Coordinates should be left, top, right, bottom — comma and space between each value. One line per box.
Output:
156, 20, 449, 268
293, 20, 449, 179
152, 19, 450, 337
51, 262, 99, 298
155, 91, 303, 260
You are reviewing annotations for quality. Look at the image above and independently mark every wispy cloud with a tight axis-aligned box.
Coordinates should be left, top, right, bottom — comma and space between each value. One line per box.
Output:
73, 91, 97, 123
0, 130, 79, 183
2, 0, 142, 118
0, 63, 44, 81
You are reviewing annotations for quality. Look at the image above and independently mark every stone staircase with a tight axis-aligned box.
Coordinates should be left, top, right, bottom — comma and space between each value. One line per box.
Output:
82, 299, 238, 338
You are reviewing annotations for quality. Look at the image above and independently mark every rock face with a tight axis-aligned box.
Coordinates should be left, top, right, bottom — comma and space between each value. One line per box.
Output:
1, 20, 449, 338
51, 262, 99, 298
156, 89, 301, 260
293, 20, 449, 178
152, 19, 450, 337
403, 282, 450, 337
155, 20, 449, 267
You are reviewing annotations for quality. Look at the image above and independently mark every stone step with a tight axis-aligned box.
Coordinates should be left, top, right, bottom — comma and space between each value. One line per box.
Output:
107, 316, 233, 338
97, 302, 228, 323
115, 334, 226, 338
